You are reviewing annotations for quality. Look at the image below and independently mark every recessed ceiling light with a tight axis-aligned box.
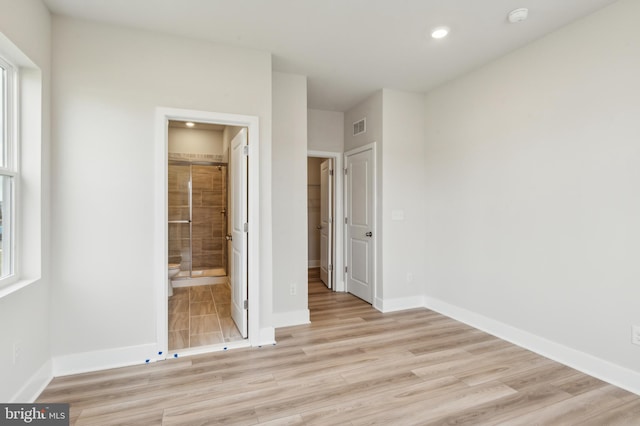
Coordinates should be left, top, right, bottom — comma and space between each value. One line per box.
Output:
431, 26, 450, 39
185, 122, 195, 127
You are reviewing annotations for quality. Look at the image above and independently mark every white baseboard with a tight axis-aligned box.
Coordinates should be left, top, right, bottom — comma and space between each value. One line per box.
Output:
258, 327, 276, 346
376, 295, 425, 313
308, 260, 320, 268
272, 310, 310, 328
11, 359, 53, 403
52, 343, 159, 377
424, 295, 640, 396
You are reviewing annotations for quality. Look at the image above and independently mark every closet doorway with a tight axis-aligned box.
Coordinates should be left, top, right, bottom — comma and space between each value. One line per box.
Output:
307, 150, 345, 296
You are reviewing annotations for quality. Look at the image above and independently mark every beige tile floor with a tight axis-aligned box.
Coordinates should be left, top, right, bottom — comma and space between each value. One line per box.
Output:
168, 283, 243, 351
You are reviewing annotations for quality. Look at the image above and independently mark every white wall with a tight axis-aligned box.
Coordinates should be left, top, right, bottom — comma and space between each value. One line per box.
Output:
271, 72, 309, 327
423, 0, 640, 387
308, 108, 344, 152
50, 16, 273, 367
168, 128, 225, 158
380, 89, 426, 307
0, 0, 51, 402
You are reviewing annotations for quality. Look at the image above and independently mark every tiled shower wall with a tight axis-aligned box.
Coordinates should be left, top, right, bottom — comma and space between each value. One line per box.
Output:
168, 164, 228, 272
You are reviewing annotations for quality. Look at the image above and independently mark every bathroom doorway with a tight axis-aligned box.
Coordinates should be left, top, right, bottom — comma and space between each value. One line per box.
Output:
166, 119, 246, 353
155, 107, 263, 360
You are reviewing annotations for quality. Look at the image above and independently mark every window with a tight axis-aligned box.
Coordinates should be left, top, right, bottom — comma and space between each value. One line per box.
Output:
0, 55, 16, 282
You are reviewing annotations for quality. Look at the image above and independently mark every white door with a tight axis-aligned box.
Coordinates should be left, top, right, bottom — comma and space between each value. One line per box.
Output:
230, 128, 248, 338
320, 159, 333, 289
345, 147, 375, 303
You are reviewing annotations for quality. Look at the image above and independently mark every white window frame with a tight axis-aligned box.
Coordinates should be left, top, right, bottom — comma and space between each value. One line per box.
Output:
0, 54, 18, 287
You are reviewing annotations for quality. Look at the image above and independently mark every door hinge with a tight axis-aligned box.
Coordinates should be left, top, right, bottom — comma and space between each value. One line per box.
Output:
344, 168, 347, 175
244, 300, 248, 310
243, 145, 249, 156
329, 264, 333, 271
345, 266, 348, 273
243, 222, 249, 232
329, 169, 334, 176
344, 217, 348, 224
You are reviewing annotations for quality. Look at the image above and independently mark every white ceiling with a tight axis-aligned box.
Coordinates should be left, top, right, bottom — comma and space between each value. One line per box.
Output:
42, 0, 619, 111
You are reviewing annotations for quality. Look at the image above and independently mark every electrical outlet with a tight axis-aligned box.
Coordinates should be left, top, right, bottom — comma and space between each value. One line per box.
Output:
290, 283, 297, 296
13, 342, 22, 365
632, 326, 640, 345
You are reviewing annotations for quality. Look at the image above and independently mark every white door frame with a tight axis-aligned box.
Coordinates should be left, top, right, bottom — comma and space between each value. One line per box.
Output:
308, 150, 344, 292
344, 142, 377, 302
155, 107, 261, 358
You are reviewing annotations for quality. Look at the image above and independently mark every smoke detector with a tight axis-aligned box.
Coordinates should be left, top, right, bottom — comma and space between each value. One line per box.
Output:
508, 8, 529, 23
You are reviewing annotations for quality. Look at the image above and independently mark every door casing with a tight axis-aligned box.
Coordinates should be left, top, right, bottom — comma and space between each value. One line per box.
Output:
155, 107, 261, 358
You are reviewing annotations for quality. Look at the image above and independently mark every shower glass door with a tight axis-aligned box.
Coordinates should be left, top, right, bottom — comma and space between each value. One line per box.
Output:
191, 165, 228, 277
168, 163, 192, 278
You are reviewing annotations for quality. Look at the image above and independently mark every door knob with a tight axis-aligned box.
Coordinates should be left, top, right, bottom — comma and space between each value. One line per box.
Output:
365, 231, 372, 237
316, 225, 322, 230
225, 234, 232, 241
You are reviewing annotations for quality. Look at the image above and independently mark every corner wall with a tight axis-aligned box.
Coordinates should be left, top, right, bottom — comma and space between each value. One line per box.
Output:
422, 0, 640, 392
380, 89, 426, 310
272, 72, 309, 327
0, 0, 52, 402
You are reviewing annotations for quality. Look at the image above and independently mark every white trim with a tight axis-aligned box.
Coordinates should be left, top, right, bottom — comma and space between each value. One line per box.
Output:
308, 260, 320, 268
377, 295, 425, 313
343, 142, 377, 303
10, 360, 52, 403
272, 309, 311, 328
53, 343, 159, 377
259, 327, 276, 345
0, 54, 19, 288
167, 339, 250, 359
308, 150, 345, 292
424, 295, 640, 396
155, 107, 262, 358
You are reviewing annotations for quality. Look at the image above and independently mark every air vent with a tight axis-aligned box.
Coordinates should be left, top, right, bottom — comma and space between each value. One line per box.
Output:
353, 118, 366, 136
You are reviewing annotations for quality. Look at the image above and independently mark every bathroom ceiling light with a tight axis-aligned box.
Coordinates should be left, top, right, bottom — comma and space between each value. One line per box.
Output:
185, 122, 195, 127
431, 26, 450, 39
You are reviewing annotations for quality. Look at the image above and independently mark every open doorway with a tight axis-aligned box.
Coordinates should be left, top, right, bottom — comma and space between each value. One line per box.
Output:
155, 108, 261, 359
167, 120, 244, 352
307, 150, 345, 309
307, 157, 333, 289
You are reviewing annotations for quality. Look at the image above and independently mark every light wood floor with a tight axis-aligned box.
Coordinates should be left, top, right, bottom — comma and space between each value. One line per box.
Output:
38, 271, 640, 425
